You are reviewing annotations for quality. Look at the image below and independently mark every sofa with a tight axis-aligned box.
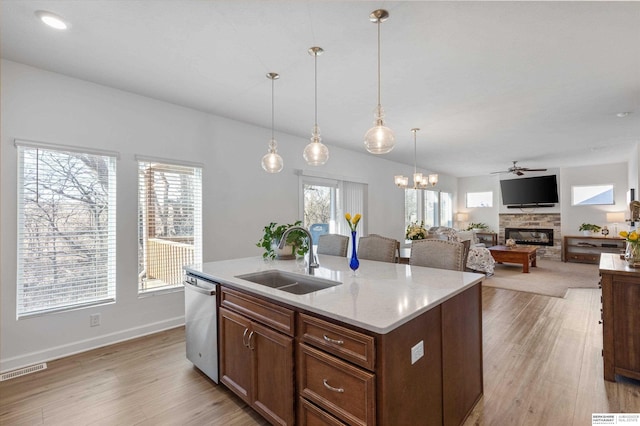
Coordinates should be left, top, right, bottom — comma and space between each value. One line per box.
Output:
428, 227, 495, 275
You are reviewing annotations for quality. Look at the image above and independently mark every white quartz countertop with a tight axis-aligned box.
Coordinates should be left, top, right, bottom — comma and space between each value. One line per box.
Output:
185, 255, 484, 334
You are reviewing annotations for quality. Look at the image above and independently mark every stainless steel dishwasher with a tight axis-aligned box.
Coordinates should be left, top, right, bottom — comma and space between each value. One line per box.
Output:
184, 273, 218, 383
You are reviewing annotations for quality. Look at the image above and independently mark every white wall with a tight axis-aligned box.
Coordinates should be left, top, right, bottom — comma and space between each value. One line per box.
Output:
560, 162, 629, 236
0, 60, 456, 371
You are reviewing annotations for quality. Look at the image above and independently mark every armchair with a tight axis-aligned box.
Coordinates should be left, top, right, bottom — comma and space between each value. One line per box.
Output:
428, 227, 495, 275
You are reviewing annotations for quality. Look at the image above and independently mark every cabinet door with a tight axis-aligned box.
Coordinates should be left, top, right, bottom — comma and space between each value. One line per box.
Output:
251, 321, 295, 426
613, 278, 640, 377
219, 307, 253, 403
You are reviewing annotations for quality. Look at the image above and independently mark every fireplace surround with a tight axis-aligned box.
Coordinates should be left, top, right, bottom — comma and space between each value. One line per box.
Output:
499, 213, 561, 260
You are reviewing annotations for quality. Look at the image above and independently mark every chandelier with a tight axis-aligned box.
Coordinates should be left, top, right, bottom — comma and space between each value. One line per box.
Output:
394, 128, 438, 188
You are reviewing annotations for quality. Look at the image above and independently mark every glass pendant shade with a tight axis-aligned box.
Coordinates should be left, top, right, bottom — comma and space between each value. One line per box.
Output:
262, 139, 283, 173
303, 125, 329, 166
428, 174, 439, 186
364, 123, 395, 154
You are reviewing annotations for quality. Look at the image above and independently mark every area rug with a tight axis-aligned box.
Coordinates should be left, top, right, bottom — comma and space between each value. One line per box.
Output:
481, 259, 600, 298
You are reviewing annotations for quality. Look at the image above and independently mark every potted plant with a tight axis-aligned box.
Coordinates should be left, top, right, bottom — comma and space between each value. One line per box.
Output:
257, 220, 309, 260
466, 222, 490, 231
579, 223, 601, 236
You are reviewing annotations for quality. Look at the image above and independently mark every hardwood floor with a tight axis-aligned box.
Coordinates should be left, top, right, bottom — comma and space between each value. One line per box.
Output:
1, 286, 639, 425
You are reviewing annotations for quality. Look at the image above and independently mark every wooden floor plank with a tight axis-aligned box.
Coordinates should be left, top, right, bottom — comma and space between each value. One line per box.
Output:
2, 288, 639, 426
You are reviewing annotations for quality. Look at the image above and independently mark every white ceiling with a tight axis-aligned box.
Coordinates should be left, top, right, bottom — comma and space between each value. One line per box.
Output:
2, 1, 639, 177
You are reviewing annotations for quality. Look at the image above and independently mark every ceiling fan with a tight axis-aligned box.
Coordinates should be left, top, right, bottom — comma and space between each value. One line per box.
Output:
491, 161, 547, 176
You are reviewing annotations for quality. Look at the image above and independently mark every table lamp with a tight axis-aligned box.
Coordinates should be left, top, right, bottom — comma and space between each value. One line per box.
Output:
606, 212, 626, 236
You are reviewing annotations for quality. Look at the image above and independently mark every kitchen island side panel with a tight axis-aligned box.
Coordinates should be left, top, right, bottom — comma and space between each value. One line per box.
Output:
376, 304, 443, 425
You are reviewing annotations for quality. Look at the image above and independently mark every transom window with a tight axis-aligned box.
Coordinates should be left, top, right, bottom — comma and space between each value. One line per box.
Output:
466, 191, 493, 208
572, 184, 614, 206
17, 143, 117, 317
137, 159, 202, 293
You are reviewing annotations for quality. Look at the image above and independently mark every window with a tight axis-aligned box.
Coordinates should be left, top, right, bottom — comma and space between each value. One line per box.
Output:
300, 175, 366, 240
17, 143, 117, 317
138, 160, 202, 293
572, 184, 614, 206
440, 192, 453, 228
424, 190, 439, 228
404, 189, 452, 233
466, 191, 493, 208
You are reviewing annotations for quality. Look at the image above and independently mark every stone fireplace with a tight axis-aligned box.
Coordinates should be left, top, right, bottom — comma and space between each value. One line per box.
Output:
499, 213, 561, 260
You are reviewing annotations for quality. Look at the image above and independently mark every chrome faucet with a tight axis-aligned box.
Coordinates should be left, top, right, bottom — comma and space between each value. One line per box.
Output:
279, 226, 319, 274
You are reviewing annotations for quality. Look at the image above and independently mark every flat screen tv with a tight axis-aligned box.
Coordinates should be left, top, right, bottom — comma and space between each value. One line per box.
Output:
500, 175, 559, 206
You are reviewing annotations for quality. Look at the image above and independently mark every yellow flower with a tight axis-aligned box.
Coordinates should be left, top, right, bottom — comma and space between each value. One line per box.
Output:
620, 231, 629, 238
345, 212, 361, 232
630, 231, 638, 242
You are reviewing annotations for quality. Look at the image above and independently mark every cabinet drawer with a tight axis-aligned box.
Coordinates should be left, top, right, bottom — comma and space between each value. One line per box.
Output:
299, 313, 375, 371
299, 344, 375, 426
221, 287, 295, 336
299, 397, 347, 426
567, 253, 599, 263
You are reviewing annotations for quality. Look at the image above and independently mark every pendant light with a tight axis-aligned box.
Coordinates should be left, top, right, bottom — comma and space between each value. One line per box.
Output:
304, 47, 329, 166
261, 72, 284, 173
394, 128, 438, 188
364, 9, 395, 155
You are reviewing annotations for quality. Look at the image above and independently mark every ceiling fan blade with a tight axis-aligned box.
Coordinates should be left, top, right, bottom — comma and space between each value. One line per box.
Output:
521, 168, 547, 172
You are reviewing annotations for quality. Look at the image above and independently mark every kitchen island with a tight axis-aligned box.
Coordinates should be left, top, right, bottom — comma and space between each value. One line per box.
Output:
185, 255, 484, 425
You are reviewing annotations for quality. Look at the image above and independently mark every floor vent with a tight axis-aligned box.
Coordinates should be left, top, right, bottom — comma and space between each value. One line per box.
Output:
0, 363, 47, 381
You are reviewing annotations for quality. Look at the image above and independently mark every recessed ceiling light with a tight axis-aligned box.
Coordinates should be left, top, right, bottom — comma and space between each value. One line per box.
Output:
35, 10, 68, 30
616, 112, 631, 118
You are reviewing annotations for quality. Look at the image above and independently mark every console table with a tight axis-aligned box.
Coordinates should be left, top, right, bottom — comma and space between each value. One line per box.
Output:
599, 253, 640, 382
563, 235, 624, 264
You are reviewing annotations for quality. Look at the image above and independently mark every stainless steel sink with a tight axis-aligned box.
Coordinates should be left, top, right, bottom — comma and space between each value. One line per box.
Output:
235, 270, 341, 295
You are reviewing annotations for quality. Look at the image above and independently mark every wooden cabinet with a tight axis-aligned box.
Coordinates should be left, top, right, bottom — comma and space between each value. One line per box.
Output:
563, 235, 624, 264
219, 283, 482, 426
599, 254, 640, 382
219, 288, 295, 425
298, 313, 377, 425
475, 232, 497, 247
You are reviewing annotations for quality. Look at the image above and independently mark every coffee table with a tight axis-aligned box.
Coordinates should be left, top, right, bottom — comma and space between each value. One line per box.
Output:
488, 245, 538, 273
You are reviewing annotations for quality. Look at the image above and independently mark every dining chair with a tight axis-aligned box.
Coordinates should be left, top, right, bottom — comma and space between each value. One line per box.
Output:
357, 234, 399, 263
316, 234, 349, 257
409, 239, 466, 271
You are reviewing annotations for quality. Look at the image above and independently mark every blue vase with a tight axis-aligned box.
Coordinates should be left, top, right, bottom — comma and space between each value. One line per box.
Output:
349, 231, 359, 273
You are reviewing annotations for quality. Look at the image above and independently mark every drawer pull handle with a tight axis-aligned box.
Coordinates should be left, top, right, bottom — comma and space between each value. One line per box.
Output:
322, 379, 344, 393
323, 334, 344, 345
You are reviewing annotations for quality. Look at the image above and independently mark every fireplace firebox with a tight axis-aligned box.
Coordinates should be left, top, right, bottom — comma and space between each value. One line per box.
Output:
505, 228, 554, 246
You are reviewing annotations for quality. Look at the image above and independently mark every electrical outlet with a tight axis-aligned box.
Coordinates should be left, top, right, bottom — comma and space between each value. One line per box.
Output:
90, 313, 101, 327
411, 340, 424, 364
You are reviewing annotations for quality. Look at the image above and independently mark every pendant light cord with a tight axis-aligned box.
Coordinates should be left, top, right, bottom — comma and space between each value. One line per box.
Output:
314, 52, 318, 126
413, 130, 418, 175
271, 78, 275, 140
377, 19, 382, 108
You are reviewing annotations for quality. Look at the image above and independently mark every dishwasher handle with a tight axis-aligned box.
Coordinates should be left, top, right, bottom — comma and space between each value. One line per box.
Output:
184, 277, 216, 296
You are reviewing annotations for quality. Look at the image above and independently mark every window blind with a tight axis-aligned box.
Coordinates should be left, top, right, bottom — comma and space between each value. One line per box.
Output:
138, 161, 202, 292
17, 146, 117, 317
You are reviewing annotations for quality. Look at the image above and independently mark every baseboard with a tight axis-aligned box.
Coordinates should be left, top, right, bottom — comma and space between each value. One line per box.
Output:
0, 316, 184, 374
